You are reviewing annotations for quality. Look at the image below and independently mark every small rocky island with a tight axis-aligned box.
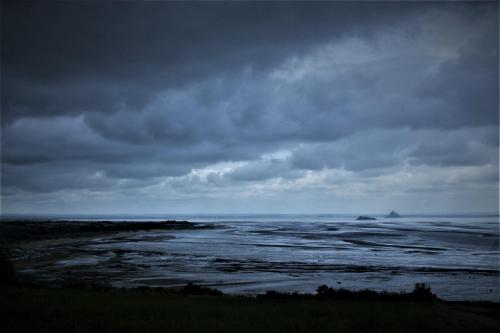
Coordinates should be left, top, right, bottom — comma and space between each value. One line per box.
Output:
385, 211, 401, 218
355, 216, 377, 221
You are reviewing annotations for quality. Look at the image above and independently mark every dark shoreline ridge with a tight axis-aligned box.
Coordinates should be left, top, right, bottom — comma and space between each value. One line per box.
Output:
0, 220, 213, 243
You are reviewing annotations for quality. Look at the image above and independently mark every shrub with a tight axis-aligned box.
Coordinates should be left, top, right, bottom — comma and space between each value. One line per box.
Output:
315, 283, 437, 301
411, 283, 436, 301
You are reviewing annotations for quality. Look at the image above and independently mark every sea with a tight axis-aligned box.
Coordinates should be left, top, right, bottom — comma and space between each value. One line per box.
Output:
6, 213, 500, 301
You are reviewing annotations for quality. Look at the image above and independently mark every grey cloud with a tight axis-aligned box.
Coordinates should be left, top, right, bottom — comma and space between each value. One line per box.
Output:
1, 1, 498, 213
407, 128, 498, 168
226, 158, 304, 182
416, 29, 498, 128
291, 127, 498, 172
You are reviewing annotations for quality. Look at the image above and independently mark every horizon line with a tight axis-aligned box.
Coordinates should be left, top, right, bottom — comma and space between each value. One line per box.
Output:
1, 212, 499, 217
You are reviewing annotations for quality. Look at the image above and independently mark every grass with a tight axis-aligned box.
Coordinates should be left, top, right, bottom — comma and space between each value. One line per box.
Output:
1, 287, 499, 333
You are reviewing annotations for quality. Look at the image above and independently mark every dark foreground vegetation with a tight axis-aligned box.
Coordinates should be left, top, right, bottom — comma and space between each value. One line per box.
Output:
2, 284, 499, 333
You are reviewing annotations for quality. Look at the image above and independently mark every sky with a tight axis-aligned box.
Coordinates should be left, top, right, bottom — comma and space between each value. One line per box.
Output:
1, 1, 498, 215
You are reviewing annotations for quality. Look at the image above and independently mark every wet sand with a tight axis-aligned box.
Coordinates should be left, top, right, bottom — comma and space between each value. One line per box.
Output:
0, 220, 213, 288
1, 218, 498, 301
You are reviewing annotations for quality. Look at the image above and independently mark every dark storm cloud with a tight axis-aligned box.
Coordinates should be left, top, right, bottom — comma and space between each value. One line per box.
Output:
1, 1, 498, 212
415, 31, 498, 128
1, 114, 283, 185
2, 1, 439, 124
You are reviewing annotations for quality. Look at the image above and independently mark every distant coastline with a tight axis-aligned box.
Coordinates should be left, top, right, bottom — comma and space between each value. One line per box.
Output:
2, 212, 499, 223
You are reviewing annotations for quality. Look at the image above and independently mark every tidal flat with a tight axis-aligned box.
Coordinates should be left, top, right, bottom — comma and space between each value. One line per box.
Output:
1, 216, 498, 301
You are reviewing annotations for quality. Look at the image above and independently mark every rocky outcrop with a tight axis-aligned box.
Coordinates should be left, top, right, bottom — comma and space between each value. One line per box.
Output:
355, 216, 376, 221
386, 211, 401, 218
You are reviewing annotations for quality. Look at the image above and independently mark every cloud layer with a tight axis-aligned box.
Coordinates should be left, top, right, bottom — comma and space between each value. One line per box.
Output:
1, 2, 498, 214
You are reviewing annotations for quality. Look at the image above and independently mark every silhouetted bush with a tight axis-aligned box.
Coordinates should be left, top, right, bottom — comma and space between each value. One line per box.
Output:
411, 283, 436, 301
315, 283, 436, 301
258, 290, 312, 300
258, 283, 436, 302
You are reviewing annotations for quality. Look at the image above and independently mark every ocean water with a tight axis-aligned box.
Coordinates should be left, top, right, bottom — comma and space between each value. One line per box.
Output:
10, 214, 500, 301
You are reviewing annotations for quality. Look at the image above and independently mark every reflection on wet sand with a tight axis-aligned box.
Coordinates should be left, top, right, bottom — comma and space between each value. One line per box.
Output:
3, 217, 499, 301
